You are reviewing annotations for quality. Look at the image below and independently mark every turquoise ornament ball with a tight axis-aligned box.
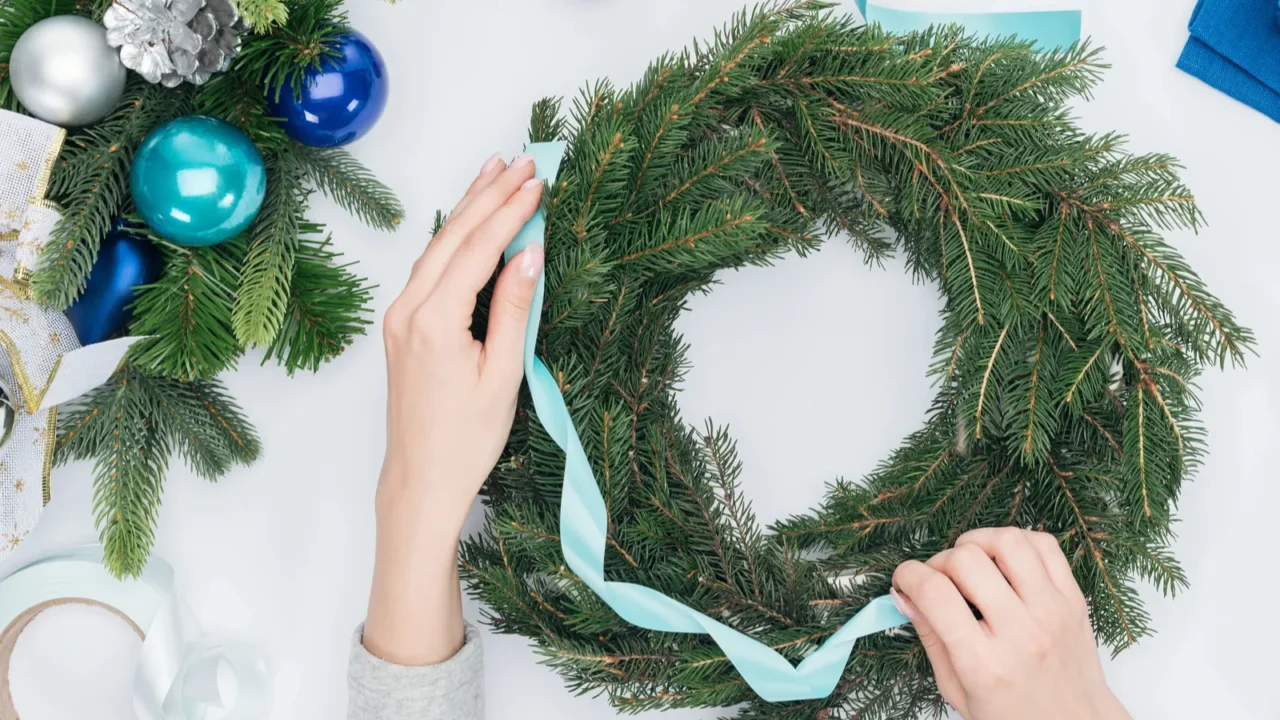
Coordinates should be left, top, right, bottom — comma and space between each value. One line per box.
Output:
130, 116, 267, 246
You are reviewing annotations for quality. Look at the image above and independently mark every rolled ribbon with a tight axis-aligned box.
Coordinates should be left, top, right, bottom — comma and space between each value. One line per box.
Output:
855, 0, 1082, 51
506, 6, 1081, 703
0, 548, 269, 719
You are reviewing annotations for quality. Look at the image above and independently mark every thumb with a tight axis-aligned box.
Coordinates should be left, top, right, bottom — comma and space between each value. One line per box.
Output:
482, 242, 543, 383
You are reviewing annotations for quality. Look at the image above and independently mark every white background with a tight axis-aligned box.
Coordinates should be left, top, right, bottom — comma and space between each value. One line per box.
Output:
6, 0, 1280, 718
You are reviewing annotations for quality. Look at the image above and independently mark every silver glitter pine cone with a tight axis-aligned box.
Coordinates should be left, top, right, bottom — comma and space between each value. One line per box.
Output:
104, 0, 247, 87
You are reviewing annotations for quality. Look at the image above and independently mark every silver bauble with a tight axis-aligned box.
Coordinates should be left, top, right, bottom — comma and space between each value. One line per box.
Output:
9, 16, 128, 127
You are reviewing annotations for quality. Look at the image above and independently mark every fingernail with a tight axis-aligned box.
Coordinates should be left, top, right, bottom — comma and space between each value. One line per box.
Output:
481, 152, 503, 174
522, 177, 544, 192
516, 243, 544, 278
890, 587, 916, 621
511, 154, 534, 169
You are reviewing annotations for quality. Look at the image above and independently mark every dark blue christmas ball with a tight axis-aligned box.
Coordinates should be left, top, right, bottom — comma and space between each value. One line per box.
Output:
268, 30, 388, 147
64, 228, 163, 345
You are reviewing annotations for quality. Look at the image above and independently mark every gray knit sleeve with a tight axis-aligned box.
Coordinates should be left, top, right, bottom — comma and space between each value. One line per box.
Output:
348, 623, 484, 720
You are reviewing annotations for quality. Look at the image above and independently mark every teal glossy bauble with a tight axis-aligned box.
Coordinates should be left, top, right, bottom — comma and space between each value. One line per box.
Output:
130, 116, 267, 246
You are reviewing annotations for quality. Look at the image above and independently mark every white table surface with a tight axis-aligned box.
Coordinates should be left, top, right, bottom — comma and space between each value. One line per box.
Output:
8, 0, 1280, 718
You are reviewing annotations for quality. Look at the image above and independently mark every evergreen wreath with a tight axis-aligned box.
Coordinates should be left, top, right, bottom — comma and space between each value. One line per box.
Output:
0, 0, 401, 576
461, 2, 1253, 716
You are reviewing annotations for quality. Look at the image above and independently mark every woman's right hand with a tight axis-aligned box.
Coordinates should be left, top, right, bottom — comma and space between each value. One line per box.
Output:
892, 528, 1131, 720
363, 152, 545, 667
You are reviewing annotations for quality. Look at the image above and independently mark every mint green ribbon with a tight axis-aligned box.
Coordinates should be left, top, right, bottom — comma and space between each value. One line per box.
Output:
0, 548, 270, 719
506, 6, 1080, 702
855, 0, 1082, 51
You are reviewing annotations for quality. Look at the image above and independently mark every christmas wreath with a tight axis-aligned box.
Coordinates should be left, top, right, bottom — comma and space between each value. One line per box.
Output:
0, 0, 400, 575
462, 2, 1252, 716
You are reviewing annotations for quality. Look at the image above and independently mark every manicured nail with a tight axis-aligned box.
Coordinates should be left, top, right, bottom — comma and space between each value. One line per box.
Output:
890, 587, 916, 621
516, 243, 544, 278
522, 177, 544, 193
481, 152, 503, 173
511, 154, 534, 169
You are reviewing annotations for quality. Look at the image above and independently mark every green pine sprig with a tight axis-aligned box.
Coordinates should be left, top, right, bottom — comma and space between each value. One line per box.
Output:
233, 151, 309, 348
233, 0, 348, 99
294, 144, 404, 231
263, 232, 373, 373
129, 238, 245, 380
57, 367, 259, 578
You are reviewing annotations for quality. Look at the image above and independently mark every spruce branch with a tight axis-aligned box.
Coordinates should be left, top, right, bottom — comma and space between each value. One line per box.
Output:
234, 0, 348, 99
129, 238, 244, 380
233, 151, 308, 348
236, 0, 289, 31
294, 145, 404, 231
57, 367, 259, 577
263, 233, 372, 374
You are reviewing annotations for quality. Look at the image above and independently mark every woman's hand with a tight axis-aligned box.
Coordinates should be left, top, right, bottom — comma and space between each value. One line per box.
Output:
363, 153, 545, 666
892, 528, 1131, 720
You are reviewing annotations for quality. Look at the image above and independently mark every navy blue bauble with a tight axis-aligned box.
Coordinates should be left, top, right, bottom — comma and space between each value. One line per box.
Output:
64, 228, 163, 345
268, 30, 388, 147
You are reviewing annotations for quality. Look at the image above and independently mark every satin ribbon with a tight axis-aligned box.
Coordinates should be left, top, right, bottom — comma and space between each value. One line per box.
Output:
507, 5, 1081, 703
855, 0, 1082, 51
0, 548, 269, 719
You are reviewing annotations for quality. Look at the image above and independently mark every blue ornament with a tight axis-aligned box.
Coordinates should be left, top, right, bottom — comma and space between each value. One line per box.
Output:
131, 116, 267, 246
267, 30, 388, 147
65, 227, 163, 345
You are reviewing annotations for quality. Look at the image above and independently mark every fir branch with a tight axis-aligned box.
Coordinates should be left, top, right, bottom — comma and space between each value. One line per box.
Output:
233, 152, 308, 347
194, 70, 291, 151
129, 240, 243, 380
56, 368, 171, 578
57, 367, 259, 576
530, 97, 568, 143
235, 0, 348, 99
155, 374, 260, 478
263, 233, 372, 373
236, 0, 289, 31
294, 145, 404, 231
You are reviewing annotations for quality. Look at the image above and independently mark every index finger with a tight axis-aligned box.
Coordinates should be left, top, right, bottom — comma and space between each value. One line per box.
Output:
431, 177, 544, 305
399, 155, 535, 308
893, 560, 988, 655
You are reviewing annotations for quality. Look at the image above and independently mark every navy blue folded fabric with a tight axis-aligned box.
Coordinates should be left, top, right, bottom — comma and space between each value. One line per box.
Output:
1177, 0, 1280, 122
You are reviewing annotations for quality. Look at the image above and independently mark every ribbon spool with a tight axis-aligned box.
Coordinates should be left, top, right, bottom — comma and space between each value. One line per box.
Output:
0, 599, 144, 718
0, 549, 269, 719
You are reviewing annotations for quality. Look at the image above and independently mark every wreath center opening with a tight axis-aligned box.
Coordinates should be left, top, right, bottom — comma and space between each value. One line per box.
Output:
676, 242, 941, 527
